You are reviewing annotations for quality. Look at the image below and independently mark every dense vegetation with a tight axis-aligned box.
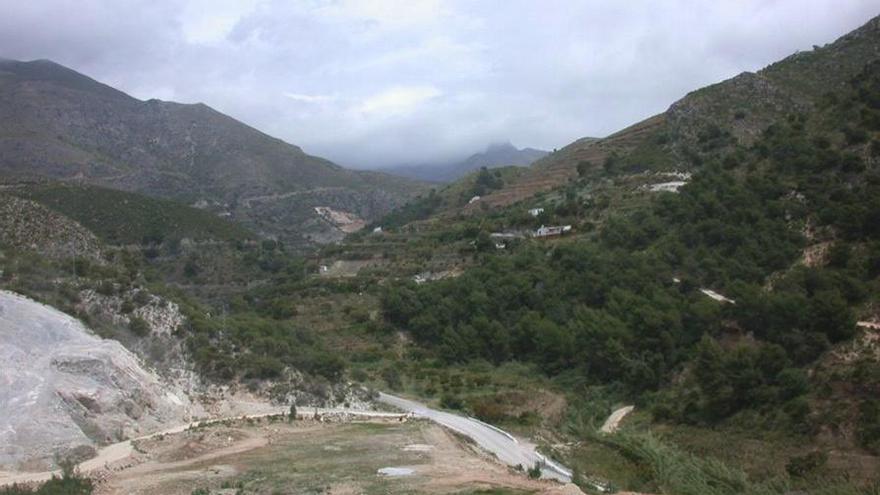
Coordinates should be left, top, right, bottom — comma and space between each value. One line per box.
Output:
12, 183, 251, 244
0, 210, 344, 388
183, 293, 347, 383
369, 166, 523, 230
381, 61, 880, 447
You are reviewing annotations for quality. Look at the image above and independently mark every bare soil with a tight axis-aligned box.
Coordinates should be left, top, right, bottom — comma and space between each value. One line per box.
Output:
92, 416, 580, 495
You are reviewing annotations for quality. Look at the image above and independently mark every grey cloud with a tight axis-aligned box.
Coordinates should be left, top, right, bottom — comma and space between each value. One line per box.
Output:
1, 0, 877, 169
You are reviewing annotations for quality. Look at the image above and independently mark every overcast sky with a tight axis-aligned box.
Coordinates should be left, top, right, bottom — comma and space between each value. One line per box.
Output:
1, 1, 878, 169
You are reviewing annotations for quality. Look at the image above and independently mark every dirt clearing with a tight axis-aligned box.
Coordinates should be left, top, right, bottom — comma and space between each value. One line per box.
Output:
94, 416, 577, 495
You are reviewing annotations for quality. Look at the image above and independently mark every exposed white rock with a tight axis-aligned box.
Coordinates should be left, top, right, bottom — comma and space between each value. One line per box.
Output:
75, 288, 184, 337
700, 288, 736, 304
647, 181, 687, 192
0, 290, 201, 470
132, 299, 183, 337
314, 206, 366, 233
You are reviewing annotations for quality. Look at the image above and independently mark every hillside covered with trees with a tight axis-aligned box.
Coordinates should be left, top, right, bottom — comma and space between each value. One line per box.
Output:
372, 26, 880, 491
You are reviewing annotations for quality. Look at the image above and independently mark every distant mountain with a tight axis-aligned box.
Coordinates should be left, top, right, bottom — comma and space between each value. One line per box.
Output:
383, 142, 548, 182
0, 58, 426, 246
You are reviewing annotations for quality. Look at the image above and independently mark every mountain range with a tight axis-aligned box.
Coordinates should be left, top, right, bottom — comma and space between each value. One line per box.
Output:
0, 58, 426, 246
381, 141, 548, 183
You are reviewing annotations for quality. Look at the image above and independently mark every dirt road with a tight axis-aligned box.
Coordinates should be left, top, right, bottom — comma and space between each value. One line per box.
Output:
0, 406, 406, 487
377, 392, 573, 482
600, 405, 634, 433
3, 394, 575, 487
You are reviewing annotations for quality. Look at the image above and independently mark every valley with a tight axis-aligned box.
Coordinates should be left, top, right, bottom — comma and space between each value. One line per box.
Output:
0, 289, 582, 493
3, 8, 880, 495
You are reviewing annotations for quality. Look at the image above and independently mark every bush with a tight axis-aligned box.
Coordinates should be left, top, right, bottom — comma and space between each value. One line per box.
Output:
786, 451, 828, 477
128, 316, 150, 337
350, 368, 368, 383
527, 463, 543, 479
577, 160, 592, 177
858, 398, 880, 453
382, 367, 402, 391
95, 280, 115, 296
0, 459, 94, 494
470, 399, 508, 423
440, 394, 464, 410
120, 300, 135, 314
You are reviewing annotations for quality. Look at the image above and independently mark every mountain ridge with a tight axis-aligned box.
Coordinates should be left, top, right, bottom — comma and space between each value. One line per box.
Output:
0, 58, 426, 246
463, 14, 880, 211
381, 141, 549, 182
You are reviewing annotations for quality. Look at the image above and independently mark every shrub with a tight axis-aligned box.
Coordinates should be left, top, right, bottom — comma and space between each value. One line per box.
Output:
128, 316, 150, 337
440, 394, 464, 410
527, 463, 543, 479
0, 458, 94, 494
785, 451, 828, 477
382, 367, 402, 391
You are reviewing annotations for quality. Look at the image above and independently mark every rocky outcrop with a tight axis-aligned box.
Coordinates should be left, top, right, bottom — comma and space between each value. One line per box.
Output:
666, 71, 808, 147
0, 192, 102, 260
667, 14, 880, 151
0, 290, 203, 470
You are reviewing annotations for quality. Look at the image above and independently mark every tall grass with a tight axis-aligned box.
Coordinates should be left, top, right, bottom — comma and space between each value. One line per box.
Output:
568, 416, 878, 495
592, 430, 782, 495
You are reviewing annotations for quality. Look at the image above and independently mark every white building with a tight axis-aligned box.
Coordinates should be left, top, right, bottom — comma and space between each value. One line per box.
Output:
534, 225, 572, 237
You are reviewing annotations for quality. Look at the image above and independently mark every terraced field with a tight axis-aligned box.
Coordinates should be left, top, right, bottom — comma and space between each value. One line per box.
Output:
463, 114, 666, 210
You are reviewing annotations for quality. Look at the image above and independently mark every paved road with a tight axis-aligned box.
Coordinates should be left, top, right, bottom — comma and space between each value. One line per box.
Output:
377, 392, 572, 482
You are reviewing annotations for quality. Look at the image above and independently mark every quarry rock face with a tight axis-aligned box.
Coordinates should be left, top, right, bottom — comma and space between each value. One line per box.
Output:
0, 290, 200, 470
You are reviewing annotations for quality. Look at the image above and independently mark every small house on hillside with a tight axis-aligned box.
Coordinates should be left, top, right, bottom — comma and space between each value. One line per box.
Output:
534, 225, 572, 238
528, 207, 544, 217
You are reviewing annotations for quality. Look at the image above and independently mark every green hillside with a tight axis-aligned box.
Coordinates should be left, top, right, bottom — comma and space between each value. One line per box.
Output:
298, 16, 880, 493
10, 183, 252, 245
0, 58, 426, 246
371, 165, 529, 230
